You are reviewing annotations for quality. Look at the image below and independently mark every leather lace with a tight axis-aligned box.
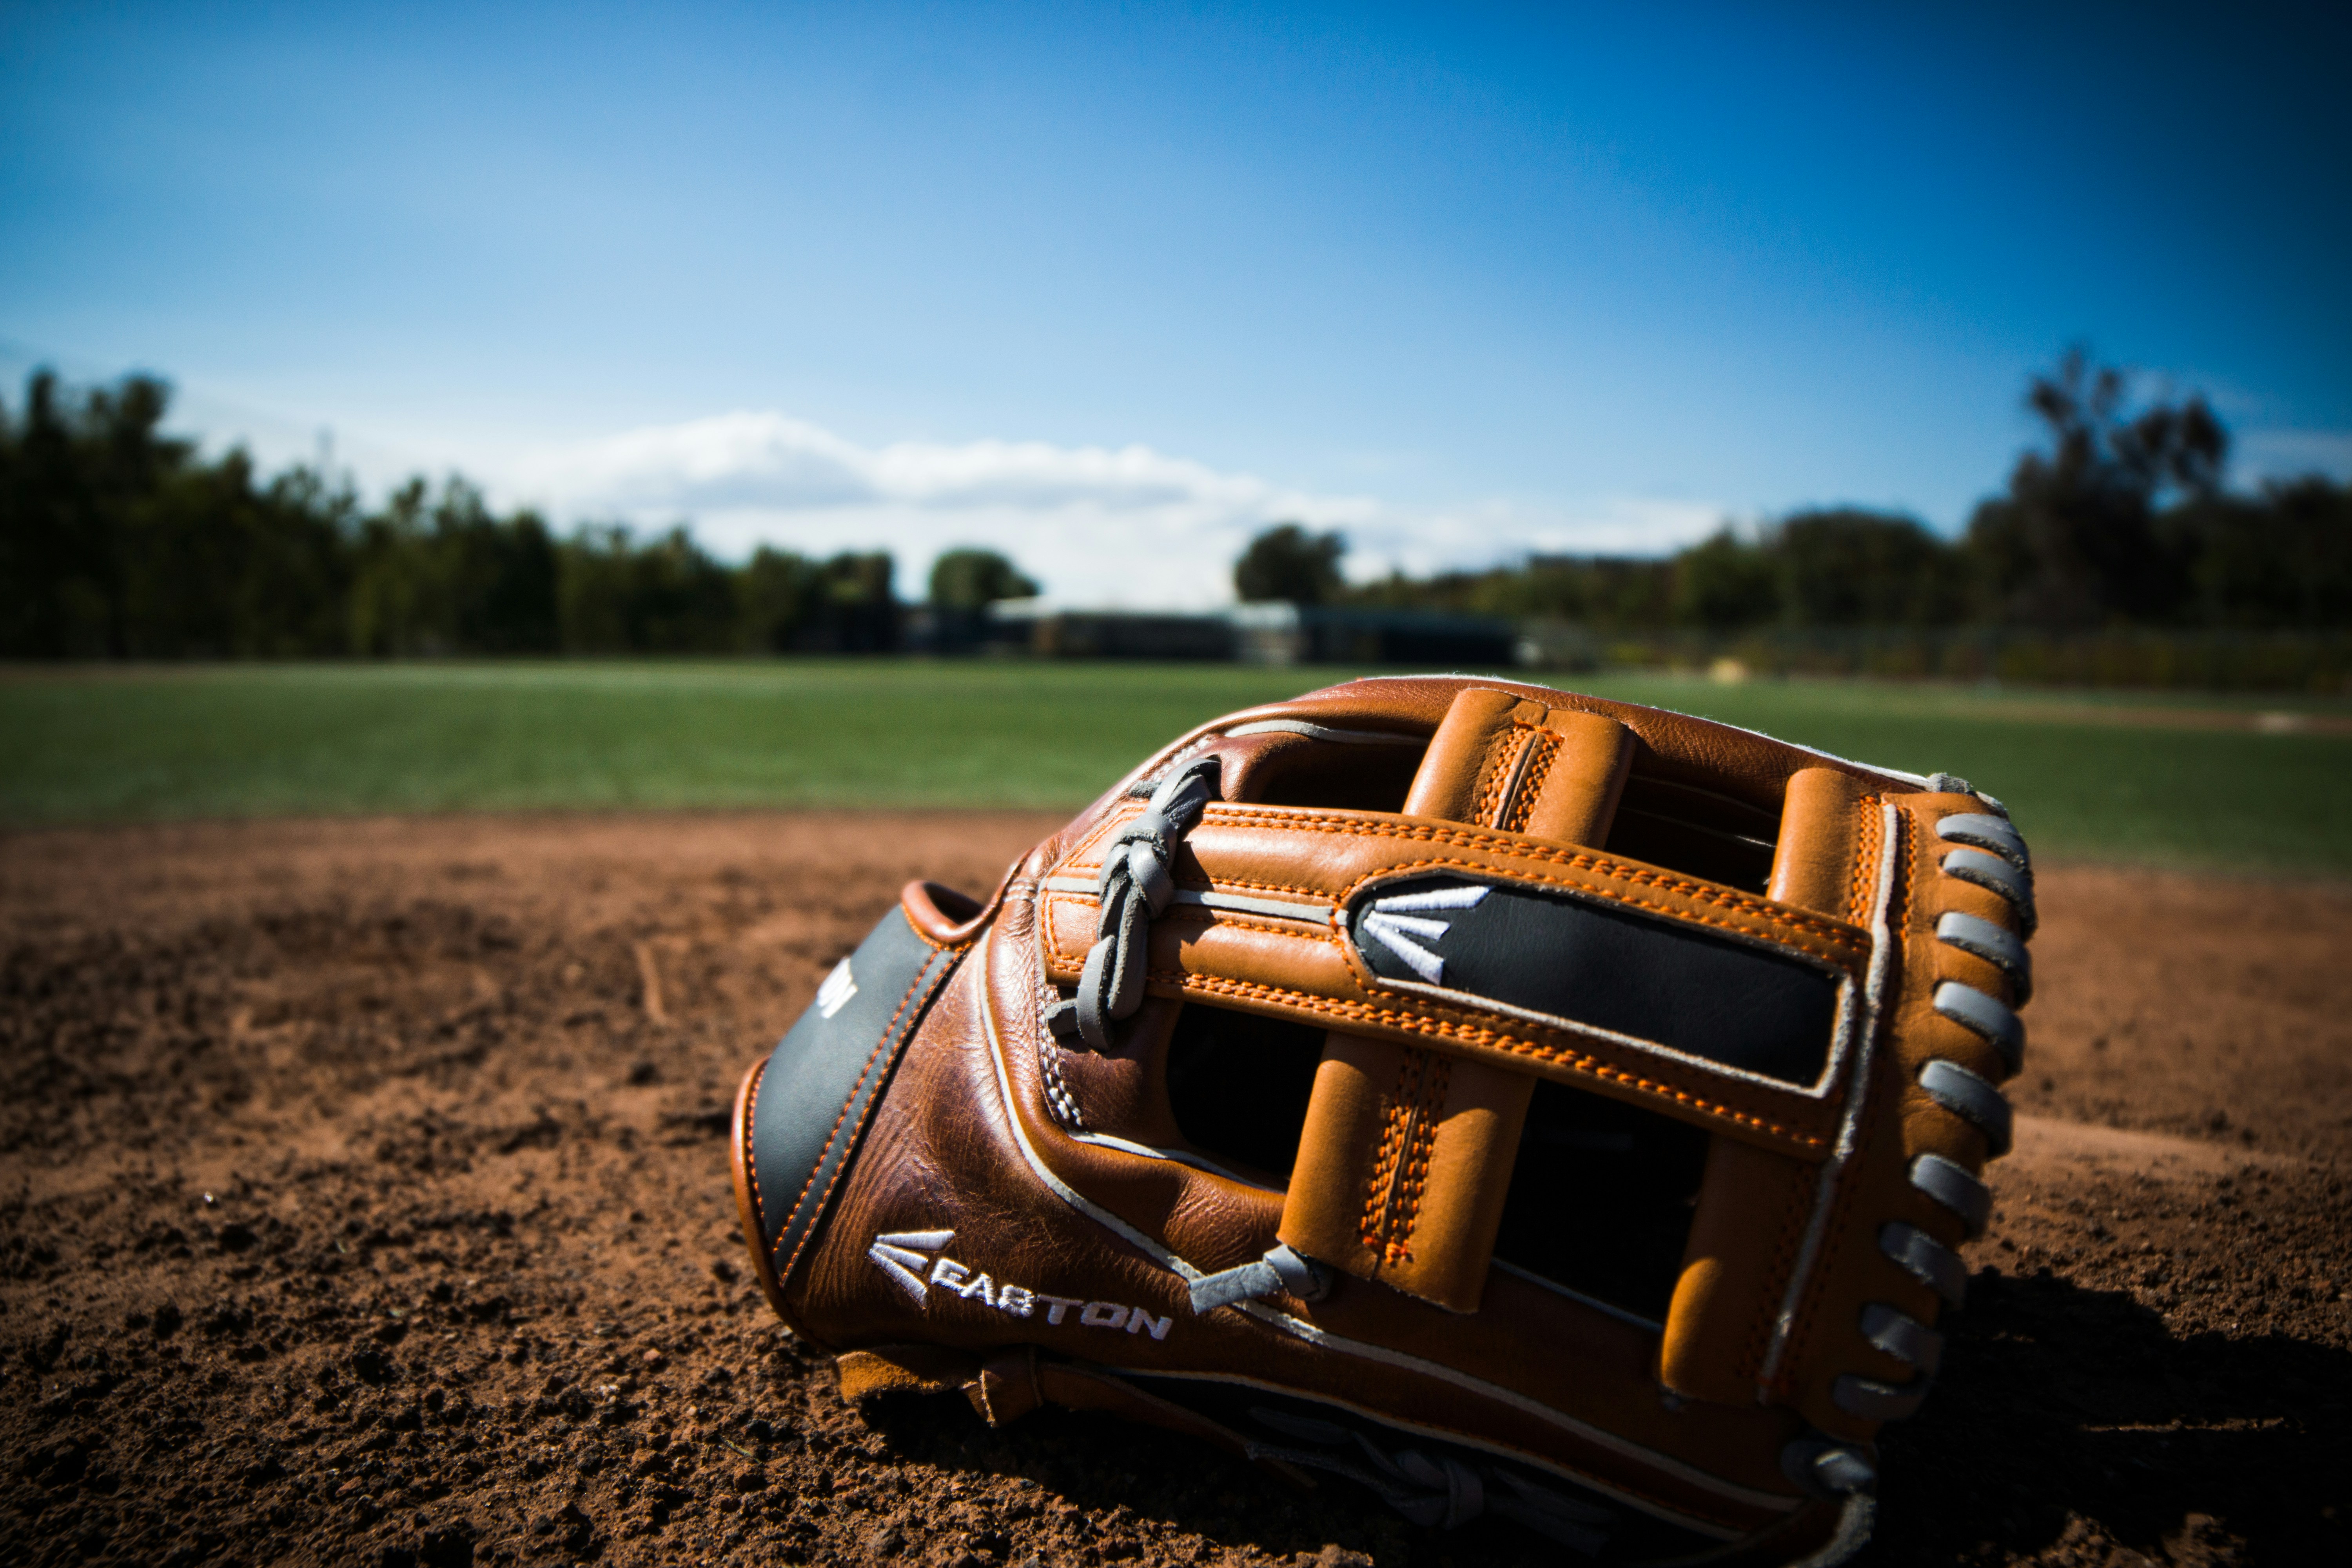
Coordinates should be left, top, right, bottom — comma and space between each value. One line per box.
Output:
1046, 755, 1222, 1052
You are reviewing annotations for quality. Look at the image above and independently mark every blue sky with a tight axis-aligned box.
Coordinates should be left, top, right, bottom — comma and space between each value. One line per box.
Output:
4, 2, 2347, 601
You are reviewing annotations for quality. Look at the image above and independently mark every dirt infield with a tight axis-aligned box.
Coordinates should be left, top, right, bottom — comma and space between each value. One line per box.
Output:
3, 813, 2348, 1567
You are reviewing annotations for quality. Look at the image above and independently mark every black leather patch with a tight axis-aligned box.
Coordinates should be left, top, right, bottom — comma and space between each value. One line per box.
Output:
748, 907, 962, 1286
1348, 875, 1840, 1085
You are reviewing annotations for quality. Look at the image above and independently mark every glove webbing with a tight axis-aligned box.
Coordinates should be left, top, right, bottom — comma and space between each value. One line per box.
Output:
1045, 755, 1221, 1052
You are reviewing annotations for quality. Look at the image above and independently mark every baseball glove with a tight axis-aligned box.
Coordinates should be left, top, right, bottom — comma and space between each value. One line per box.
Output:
731, 676, 2033, 1564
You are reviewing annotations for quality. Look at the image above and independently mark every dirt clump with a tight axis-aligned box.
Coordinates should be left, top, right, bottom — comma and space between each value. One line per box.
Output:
3, 815, 2348, 1566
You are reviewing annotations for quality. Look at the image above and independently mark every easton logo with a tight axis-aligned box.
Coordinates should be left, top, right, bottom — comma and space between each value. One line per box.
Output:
866, 1229, 1174, 1341
1354, 884, 1488, 983
816, 958, 858, 1019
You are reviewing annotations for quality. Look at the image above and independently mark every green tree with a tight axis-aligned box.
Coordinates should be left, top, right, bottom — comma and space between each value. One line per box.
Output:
556, 524, 737, 653
1341, 554, 1677, 631
737, 546, 817, 652
928, 547, 1038, 609
1235, 523, 1345, 604
125, 451, 354, 657
2, 370, 189, 655
348, 478, 559, 655
1773, 510, 1963, 628
2167, 477, 2352, 629
1965, 349, 2227, 627
1, 369, 358, 657
811, 551, 898, 651
1672, 529, 1778, 630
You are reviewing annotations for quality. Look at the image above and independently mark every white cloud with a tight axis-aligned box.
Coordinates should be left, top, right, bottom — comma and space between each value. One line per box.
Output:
2235, 428, 2352, 485
495, 411, 1378, 605
27, 350, 1727, 605
489, 409, 1729, 606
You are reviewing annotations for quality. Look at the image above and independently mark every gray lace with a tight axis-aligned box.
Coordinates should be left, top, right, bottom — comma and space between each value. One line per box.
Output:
1044, 755, 1222, 1052
1834, 798, 2033, 1427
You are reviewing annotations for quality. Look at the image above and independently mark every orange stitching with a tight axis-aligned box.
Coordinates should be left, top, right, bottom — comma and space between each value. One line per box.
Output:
1886, 808, 1914, 936
1152, 908, 1341, 945
1187, 873, 1328, 897
772, 1033, 890, 1271
1501, 731, 1563, 834
1472, 725, 1539, 826
1062, 856, 1860, 967
1153, 968, 1828, 1149
1054, 903, 1841, 1143
779, 953, 953, 1287
1073, 804, 1866, 956
1844, 797, 1882, 926
1777, 808, 1911, 1396
1358, 1047, 1446, 1265
1052, 867, 1336, 900
1361, 1054, 1416, 1256
741, 1057, 767, 1226
1038, 892, 1091, 966
1390, 1053, 1449, 1261
903, 912, 985, 955
1337, 855, 1866, 964
1201, 802, 1795, 888
1193, 806, 1866, 950
773, 947, 938, 1278
1043, 804, 1142, 884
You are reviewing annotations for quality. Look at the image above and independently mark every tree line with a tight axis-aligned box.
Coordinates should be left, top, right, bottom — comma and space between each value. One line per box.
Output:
5, 352, 2347, 661
0, 369, 1033, 659
1241, 351, 2351, 634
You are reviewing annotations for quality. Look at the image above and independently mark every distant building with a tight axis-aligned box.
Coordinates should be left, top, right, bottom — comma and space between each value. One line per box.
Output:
1229, 602, 1519, 668
913, 598, 1523, 665
985, 600, 1238, 660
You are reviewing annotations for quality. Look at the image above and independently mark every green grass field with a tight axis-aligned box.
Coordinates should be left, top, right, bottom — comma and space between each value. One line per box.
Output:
5, 661, 2348, 873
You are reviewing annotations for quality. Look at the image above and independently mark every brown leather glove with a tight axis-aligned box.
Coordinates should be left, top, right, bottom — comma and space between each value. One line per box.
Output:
731, 676, 2033, 1564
